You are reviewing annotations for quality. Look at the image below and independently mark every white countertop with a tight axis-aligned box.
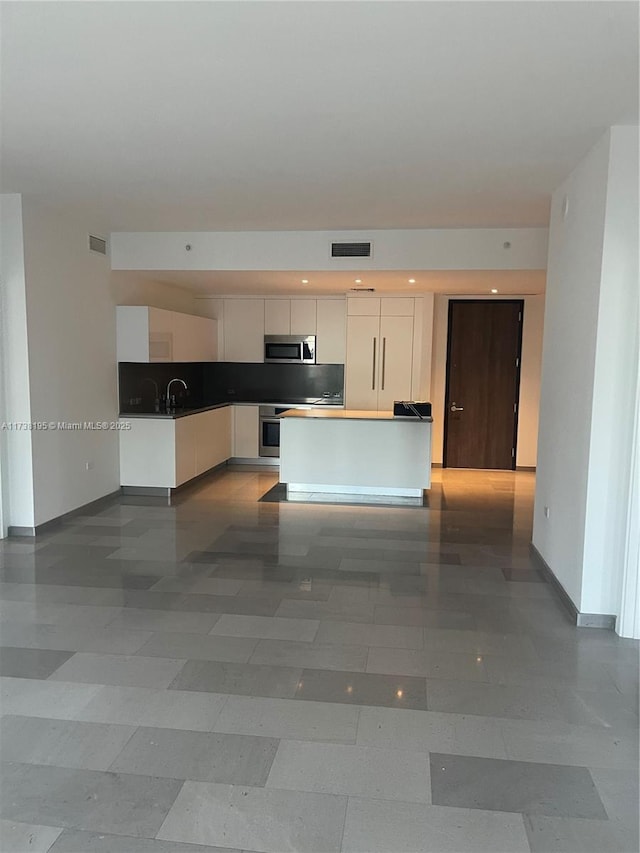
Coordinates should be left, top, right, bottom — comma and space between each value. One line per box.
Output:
280, 408, 433, 422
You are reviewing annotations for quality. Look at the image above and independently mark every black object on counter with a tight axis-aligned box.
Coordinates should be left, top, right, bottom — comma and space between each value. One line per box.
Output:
393, 401, 432, 419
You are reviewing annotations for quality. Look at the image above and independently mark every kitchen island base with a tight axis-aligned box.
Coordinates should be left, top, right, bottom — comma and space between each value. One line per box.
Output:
280, 410, 432, 500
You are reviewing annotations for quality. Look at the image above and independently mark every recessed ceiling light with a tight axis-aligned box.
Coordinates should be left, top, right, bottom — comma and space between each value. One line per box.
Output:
301, 279, 309, 284
354, 279, 362, 284
491, 288, 498, 294
408, 279, 416, 284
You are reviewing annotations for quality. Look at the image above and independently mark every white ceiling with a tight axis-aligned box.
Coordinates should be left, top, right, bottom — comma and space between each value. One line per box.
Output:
122, 268, 546, 297
1, 2, 637, 233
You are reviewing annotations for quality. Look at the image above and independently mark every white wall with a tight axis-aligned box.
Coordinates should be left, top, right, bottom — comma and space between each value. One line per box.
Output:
533, 134, 610, 607
20, 198, 120, 526
0, 201, 207, 531
534, 127, 639, 620
581, 126, 639, 616
111, 227, 548, 272
23, 215, 212, 526
0, 194, 36, 530
111, 271, 198, 314
429, 292, 544, 468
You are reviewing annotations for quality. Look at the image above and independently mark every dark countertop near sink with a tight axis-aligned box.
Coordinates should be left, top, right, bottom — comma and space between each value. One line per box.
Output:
119, 398, 344, 420
120, 402, 229, 420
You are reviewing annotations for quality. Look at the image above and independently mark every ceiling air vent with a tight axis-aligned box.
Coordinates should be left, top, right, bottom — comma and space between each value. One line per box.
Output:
88, 235, 107, 255
331, 241, 371, 258
349, 287, 376, 292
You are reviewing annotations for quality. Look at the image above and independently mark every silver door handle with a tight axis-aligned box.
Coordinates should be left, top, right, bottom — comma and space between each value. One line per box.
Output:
372, 338, 377, 390
381, 338, 387, 390
450, 403, 464, 412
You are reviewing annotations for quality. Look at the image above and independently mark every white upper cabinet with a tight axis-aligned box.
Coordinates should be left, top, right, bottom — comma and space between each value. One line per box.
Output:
172, 312, 196, 361
117, 306, 153, 362
194, 315, 218, 361
224, 297, 343, 363
117, 306, 217, 363
348, 298, 380, 316
173, 314, 218, 362
264, 299, 318, 336
148, 308, 175, 361
223, 298, 265, 362
264, 300, 291, 335
316, 299, 346, 364
380, 297, 415, 316
290, 299, 317, 334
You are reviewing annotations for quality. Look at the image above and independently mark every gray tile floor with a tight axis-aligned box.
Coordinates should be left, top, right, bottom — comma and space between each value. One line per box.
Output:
0, 467, 638, 853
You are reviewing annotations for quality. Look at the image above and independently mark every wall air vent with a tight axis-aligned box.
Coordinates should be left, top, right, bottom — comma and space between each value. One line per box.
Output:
331, 241, 372, 258
88, 235, 107, 255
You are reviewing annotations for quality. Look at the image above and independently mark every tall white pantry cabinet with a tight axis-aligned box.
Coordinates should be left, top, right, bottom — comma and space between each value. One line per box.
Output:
345, 297, 420, 410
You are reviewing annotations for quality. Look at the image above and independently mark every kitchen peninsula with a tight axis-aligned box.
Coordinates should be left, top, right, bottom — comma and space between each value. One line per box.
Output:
118, 398, 341, 494
279, 409, 432, 501
117, 359, 345, 494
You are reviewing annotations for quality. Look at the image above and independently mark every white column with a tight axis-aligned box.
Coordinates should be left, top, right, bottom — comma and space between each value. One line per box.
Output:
534, 126, 639, 626
0, 194, 36, 532
617, 328, 640, 639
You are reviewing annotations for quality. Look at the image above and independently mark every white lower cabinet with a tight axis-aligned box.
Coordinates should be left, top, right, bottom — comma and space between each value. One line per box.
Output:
120, 406, 233, 489
119, 419, 177, 488
175, 416, 197, 486
233, 405, 260, 458
192, 407, 232, 476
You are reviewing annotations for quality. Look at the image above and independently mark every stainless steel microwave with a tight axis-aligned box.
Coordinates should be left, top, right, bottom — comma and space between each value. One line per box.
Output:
264, 335, 316, 365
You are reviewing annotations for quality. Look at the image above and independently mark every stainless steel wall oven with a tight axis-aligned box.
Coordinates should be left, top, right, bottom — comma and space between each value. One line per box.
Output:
258, 406, 290, 457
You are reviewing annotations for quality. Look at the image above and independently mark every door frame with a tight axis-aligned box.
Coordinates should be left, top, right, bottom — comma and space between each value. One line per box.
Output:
443, 298, 525, 470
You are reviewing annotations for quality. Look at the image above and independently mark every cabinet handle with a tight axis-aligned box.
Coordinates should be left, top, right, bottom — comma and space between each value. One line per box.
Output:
372, 338, 377, 390
381, 338, 387, 390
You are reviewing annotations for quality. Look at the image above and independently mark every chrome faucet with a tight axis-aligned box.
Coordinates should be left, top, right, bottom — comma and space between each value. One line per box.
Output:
166, 378, 188, 409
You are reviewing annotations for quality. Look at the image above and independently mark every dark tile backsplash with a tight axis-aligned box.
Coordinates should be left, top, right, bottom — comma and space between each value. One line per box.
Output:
118, 363, 206, 412
119, 362, 344, 414
204, 363, 344, 405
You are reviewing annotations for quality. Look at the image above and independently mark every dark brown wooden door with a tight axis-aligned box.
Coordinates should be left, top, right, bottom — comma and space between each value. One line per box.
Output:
444, 300, 523, 470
